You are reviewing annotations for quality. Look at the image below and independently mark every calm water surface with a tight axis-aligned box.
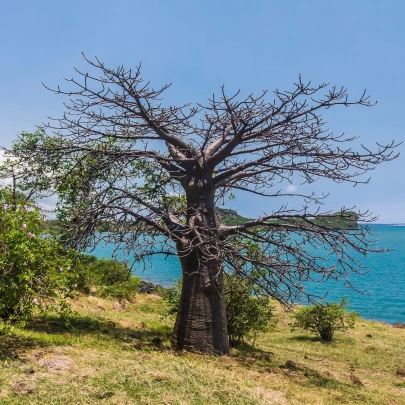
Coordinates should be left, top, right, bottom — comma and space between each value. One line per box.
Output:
91, 225, 405, 324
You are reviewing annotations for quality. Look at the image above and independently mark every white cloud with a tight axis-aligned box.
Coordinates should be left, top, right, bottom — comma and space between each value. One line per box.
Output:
0, 150, 12, 165
286, 184, 297, 193
37, 196, 58, 217
0, 150, 15, 186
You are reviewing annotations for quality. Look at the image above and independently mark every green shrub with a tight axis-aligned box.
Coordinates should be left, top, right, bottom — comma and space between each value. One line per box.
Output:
163, 275, 276, 345
225, 275, 276, 346
75, 255, 140, 300
161, 279, 182, 317
98, 278, 141, 301
291, 297, 360, 341
76, 256, 132, 292
0, 187, 77, 327
88, 257, 132, 285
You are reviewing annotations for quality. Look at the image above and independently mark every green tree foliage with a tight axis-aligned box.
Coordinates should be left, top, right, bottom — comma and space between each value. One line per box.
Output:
291, 297, 360, 341
0, 187, 77, 327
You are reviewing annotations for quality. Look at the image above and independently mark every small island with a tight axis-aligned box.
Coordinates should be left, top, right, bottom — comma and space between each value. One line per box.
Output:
217, 208, 359, 230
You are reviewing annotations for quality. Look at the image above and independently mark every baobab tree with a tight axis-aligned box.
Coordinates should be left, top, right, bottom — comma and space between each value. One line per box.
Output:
7, 55, 397, 354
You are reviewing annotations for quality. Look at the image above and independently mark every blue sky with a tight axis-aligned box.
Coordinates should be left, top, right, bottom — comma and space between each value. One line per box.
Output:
0, 0, 404, 222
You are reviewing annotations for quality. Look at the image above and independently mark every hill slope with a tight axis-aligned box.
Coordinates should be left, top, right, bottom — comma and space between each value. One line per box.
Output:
218, 208, 359, 230
1, 294, 404, 404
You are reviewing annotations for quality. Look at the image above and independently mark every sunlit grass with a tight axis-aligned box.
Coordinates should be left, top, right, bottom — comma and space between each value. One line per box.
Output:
0, 294, 404, 404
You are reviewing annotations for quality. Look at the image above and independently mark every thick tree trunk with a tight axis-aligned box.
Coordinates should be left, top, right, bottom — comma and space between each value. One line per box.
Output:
171, 177, 229, 355
172, 170, 229, 354
171, 249, 229, 354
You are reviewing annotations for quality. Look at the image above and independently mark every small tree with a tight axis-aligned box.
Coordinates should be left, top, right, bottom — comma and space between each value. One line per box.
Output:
3, 54, 397, 354
291, 297, 359, 341
0, 187, 77, 326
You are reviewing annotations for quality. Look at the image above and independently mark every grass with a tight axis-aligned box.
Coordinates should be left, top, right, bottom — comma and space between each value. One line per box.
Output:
0, 294, 404, 404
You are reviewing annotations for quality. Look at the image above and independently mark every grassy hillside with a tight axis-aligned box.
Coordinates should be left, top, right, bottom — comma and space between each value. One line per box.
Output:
0, 294, 404, 404
311, 211, 359, 230
217, 208, 253, 226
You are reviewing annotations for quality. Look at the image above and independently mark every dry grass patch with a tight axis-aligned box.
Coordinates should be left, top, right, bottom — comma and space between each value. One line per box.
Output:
0, 295, 404, 404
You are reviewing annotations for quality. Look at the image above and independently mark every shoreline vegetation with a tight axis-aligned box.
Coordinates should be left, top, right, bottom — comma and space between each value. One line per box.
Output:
1, 287, 404, 404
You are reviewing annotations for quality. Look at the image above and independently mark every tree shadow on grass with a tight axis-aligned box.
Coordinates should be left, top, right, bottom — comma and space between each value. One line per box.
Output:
287, 334, 355, 345
229, 341, 277, 369
27, 314, 172, 345
287, 335, 327, 343
0, 313, 173, 362
230, 341, 346, 391
0, 334, 42, 362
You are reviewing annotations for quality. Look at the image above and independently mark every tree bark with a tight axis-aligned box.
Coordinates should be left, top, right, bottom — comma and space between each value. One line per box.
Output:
171, 179, 229, 355
171, 248, 229, 354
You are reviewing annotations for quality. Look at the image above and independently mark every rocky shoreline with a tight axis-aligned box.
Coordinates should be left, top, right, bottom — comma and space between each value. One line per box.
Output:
137, 280, 165, 294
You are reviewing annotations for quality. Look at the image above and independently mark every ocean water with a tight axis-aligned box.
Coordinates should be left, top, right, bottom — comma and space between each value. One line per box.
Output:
91, 225, 405, 324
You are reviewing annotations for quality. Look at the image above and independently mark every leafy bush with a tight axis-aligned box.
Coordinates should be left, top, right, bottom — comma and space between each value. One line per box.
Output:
98, 278, 141, 301
75, 255, 140, 300
76, 256, 130, 291
291, 297, 360, 341
88, 257, 132, 285
161, 279, 182, 317
0, 187, 77, 326
163, 275, 276, 345
225, 275, 276, 346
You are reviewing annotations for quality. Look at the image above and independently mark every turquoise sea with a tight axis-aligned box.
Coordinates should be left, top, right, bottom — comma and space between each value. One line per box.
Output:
91, 225, 405, 325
